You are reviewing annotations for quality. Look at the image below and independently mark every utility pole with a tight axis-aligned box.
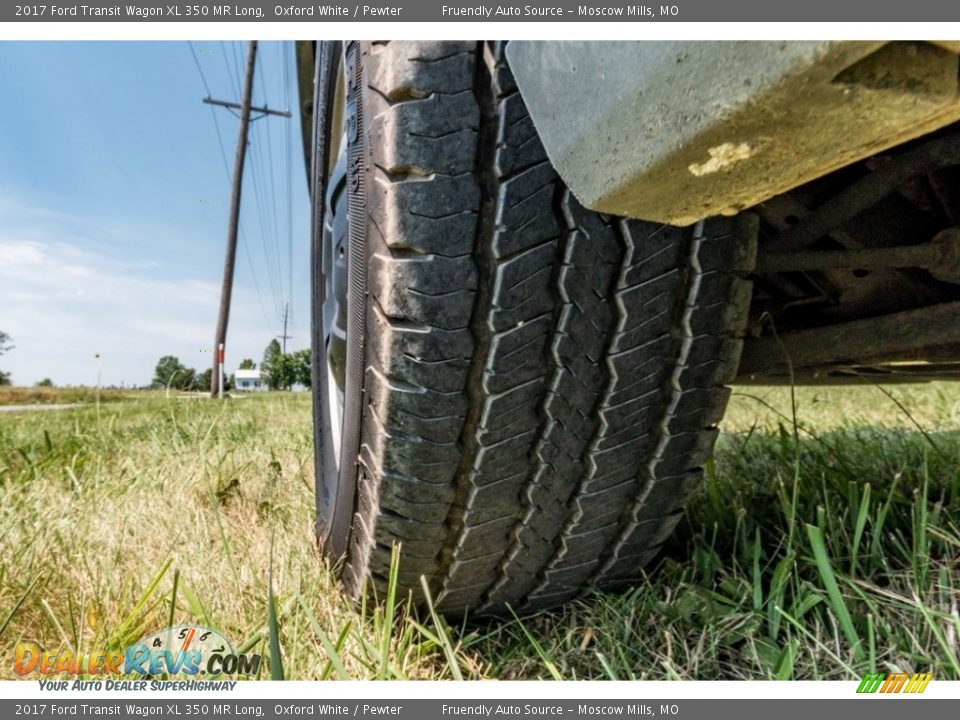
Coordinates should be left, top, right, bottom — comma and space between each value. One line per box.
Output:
278, 302, 292, 354
207, 41, 292, 398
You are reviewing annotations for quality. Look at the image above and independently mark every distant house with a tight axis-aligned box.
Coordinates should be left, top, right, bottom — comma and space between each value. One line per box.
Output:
234, 368, 264, 391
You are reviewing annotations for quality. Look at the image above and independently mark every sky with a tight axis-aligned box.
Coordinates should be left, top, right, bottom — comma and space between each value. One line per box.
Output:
0, 41, 311, 387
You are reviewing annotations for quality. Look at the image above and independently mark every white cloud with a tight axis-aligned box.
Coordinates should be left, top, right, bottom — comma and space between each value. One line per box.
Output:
0, 235, 274, 387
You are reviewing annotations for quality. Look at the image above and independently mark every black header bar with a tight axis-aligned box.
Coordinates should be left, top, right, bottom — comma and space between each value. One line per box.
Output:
6, 0, 960, 22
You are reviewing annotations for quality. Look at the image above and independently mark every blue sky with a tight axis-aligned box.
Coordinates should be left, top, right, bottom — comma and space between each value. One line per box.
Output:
0, 41, 311, 387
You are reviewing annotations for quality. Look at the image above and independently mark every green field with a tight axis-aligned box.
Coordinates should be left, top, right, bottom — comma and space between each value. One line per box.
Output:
1, 384, 958, 680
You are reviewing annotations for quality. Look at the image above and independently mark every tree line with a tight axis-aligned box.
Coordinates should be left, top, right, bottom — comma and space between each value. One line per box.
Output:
0, 330, 311, 391
259, 339, 311, 390
152, 339, 311, 391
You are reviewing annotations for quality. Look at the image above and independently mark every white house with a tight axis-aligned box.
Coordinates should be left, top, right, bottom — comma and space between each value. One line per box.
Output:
234, 368, 265, 391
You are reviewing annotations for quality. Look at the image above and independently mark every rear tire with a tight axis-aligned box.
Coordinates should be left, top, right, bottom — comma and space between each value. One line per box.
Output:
310, 41, 758, 614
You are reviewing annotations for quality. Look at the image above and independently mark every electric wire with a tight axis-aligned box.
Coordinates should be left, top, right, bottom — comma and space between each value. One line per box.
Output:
249, 132, 285, 319
258, 60, 286, 315
188, 41, 274, 333
195, 41, 297, 342
283, 42, 294, 328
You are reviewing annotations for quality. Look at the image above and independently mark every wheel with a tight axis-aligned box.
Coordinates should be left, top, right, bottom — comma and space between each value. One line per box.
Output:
309, 41, 758, 614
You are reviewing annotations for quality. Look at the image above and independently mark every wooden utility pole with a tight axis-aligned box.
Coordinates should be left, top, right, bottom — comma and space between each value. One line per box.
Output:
207, 41, 292, 398
210, 40, 258, 398
278, 302, 292, 354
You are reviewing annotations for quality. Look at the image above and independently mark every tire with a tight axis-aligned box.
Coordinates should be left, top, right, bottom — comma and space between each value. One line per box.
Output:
311, 40, 758, 615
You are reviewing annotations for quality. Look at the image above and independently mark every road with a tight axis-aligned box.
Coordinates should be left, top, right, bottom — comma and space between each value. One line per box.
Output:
0, 404, 79, 413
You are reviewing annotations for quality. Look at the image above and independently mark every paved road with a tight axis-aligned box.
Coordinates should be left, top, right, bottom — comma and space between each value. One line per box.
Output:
0, 404, 79, 413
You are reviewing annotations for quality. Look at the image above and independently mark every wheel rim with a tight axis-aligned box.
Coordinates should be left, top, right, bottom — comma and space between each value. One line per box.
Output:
319, 44, 349, 465
311, 41, 360, 557
321, 134, 348, 465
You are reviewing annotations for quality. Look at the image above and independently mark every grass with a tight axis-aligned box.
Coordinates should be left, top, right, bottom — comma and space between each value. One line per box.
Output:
0, 384, 957, 680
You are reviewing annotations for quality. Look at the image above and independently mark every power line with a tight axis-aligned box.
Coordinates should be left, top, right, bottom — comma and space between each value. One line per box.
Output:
219, 42, 237, 100
224, 41, 242, 99
191, 41, 296, 343
239, 44, 283, 320
248, 138, 283, 318
250, 118, 284, 317
258, 62, 285, 313
240, 231, 274, 333
206, 42, 293, 396
258, 124, 285, 313
242, 41, 286, 324
283, 41, 294, 316
187, 41, 212, 96
186, 41, 274, 334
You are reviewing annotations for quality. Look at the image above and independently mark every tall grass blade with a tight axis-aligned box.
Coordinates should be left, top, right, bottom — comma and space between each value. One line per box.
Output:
180, 581, 214, 629
268, 533, 285, 680
805, 523, 863, 661
297, 595, 350, 680
108, 558, 171, 648
167, 569, 180, 631
752, 528, 763, 611
378, 543, 402, 680
913, 594, 960, 676
0, 573, 41, 639
776, 605, 856, 675
774, 639, 797, 680
850, 483, 870, 579
507, 607, 563, 680
418, 576, 463, 681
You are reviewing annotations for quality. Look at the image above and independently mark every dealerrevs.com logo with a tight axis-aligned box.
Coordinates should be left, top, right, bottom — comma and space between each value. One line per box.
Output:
13, 625, 262, 678
856, 672, 933, 694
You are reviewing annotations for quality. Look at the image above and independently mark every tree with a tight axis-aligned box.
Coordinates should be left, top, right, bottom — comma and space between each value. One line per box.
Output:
35, 378, 54, 387
261, 339, 291, 390
238, 358, 256, 370
261, 339, 281, 370
177, 368, 196, 390
280, 352, 299, 390
153, 355, 194, 390
0, 331, 12, 386
195, 368, 213, 392
290, 348, 312, 388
